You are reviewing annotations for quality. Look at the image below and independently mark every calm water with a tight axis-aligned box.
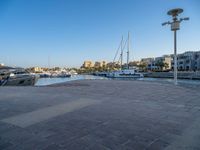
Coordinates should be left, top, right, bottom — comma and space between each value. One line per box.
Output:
35, 75, 200, 86
35, 75, 107, 86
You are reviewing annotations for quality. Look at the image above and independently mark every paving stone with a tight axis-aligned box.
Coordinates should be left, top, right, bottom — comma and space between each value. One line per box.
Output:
0, 80, 200, 149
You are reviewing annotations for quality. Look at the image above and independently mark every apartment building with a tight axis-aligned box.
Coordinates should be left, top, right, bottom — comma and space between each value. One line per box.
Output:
82, 61, 94, 68
141, 56, 172, 71
94, 61, 107, 68
171, 51, 200, 71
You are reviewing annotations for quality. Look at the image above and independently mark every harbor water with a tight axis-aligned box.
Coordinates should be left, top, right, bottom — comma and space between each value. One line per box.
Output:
34, 75, 107, 86
35, 75, 200, 86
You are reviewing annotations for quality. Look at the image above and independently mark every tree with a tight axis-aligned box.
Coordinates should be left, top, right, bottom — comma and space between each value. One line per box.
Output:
138, 62, 147, 71
163, 63, 169, 70
128, 61, 139, 67
155, 61, 169, 71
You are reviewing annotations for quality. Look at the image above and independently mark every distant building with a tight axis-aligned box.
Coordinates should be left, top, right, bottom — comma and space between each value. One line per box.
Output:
141, 58, 154, 64
141, 58, 155, 71
155, 55, 172, 70
94, 61, 107, 68
141, 55, 172, 71
106, 62, 115, 68
94, 62, 101, 68
31, 67, 43, 73
141, 51, 200, 71
101, 61, 107, 67
128, 61, 140, 67
0, 63, 4, 67
172, 51, 200, 71
81, 61, 107, 69
82, 61, 94, 68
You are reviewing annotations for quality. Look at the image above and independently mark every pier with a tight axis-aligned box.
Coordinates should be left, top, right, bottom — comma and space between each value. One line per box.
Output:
0, 80, 200, 149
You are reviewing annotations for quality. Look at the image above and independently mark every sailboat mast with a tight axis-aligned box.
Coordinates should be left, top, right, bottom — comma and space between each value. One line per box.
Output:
48, 55, 51, 69
127, 32, 130, 69
120, 36, 123, 70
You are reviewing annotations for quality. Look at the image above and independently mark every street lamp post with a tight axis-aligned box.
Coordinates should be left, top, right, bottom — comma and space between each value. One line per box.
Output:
162, 8, 189, 85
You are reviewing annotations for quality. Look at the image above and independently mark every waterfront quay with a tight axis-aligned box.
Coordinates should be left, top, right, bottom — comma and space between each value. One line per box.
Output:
145, 72, 200, 80
0, 80, 200, 150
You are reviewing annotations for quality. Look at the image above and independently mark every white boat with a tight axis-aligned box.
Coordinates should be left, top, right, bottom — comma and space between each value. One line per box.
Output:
57, 72, 71, 78
38, 72, 51, 78
107, 68, 143, 78
0, 66, 39, 86
50, 71, 71, 78
107, 32, 143, 78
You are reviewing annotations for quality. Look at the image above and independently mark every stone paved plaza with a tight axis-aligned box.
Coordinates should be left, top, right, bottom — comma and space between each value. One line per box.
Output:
0, 80, 200, 150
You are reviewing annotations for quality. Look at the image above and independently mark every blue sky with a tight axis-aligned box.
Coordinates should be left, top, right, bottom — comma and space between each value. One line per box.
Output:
0, 0, 199, 68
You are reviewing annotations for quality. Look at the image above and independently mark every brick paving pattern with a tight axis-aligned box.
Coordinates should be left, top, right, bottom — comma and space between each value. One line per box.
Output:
0, 80, 200, 150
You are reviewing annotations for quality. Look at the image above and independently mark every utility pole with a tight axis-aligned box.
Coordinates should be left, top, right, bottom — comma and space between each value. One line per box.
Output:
162, 8, 189, 85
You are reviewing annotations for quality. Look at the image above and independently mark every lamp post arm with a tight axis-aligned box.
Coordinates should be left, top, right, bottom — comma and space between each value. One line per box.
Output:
179, 17, 189, 22
162, 21, 172, 26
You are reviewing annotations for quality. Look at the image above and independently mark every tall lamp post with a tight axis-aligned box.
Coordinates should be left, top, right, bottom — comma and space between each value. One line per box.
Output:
162, 8, 189, 85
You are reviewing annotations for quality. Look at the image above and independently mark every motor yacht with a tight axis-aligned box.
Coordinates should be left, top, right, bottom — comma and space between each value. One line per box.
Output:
0, 66, 39, 86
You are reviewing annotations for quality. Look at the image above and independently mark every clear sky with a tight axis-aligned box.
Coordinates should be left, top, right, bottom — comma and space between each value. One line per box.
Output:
0, 0, 199, 68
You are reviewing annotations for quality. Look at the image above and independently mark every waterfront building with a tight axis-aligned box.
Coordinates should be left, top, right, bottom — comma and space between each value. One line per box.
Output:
172, 51, 200, 71
147, 59, 158, 71
31, 67, 43, 73
141, 58, 155, 71
0, 63, 5, 67
82, 61, 94, 68
94, 62, 101, 68
80, 51, 200, 72
94, 61, 107, 68
141, 58, 154, 64
106, 62, 115, 69
128, 61, 141, 67
106, 62, 121, 70
155, 55, 172, 71
141, 55, 172, 71
101, 61, 107, 68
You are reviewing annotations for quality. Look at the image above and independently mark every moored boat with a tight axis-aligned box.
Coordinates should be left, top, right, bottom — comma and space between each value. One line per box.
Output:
0, 66, 39, 86
107, 68, 143, 78
107, 32, 144, 79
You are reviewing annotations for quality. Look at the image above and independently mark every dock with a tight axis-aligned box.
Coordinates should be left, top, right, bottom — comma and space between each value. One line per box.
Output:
0, 80, 200, 149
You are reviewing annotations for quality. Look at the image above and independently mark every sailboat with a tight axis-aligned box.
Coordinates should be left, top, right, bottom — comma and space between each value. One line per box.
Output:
107, 32, 143, 78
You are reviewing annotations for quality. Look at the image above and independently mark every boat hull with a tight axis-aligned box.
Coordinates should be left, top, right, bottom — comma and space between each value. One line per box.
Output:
1, 75, 38, 86
107, 74, 143, 78
106, 69, 144, 78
